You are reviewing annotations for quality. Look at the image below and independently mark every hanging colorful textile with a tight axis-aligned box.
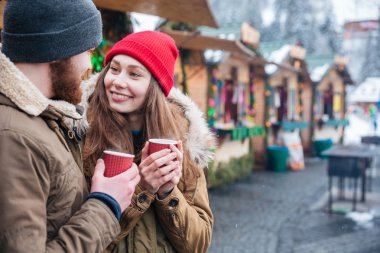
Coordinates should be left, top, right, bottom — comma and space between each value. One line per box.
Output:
207, 66, 218, 126
333, 93, 342, 119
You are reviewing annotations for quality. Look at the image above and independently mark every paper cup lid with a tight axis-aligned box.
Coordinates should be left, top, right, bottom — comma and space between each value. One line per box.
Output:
149, 139, 177, 145
103, 150, 135, 158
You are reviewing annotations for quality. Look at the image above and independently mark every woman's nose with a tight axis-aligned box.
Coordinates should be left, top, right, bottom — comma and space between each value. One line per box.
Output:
113, 74, 128, 88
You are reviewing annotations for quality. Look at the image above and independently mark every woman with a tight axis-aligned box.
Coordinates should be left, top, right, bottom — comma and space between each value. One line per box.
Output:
83, 31, 215, 253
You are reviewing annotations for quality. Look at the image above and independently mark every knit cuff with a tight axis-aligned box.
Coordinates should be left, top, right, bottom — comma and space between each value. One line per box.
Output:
86, 192, 121, 220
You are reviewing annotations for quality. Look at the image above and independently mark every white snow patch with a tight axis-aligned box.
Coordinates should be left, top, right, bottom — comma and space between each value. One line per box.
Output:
204, 49, 225, 63
264, 45, 291, 74
131, 13, 160, 32
349, 77, 380, 103
311, 64, 330, 82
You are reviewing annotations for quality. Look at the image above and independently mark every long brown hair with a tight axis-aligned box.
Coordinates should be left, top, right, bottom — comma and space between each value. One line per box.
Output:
83, 63, 197, 178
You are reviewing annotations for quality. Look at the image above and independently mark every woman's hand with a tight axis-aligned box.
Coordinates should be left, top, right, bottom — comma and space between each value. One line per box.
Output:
157, 141, 183, 199
138, 142, 179, 194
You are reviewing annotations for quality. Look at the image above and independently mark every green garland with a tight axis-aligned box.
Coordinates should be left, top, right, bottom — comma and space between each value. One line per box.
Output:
91, 39, 107, 72
207, 143, 254, 188
208, 153, 253, 188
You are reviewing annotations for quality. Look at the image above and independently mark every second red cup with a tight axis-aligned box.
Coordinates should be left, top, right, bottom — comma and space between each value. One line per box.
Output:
103, 150, 134, 178
148, 138, 178, 156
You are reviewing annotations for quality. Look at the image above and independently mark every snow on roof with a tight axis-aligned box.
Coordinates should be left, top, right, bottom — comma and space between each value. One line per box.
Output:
311, 63, 330, 82
350, 77, 380, 103
264, 45, 291, 75
204, 49, 226, 63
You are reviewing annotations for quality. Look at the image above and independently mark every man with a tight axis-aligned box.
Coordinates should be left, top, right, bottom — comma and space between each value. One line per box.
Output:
0, 0, 140, 252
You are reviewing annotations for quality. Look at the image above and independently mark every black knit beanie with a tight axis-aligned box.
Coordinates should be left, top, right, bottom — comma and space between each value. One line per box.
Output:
1, 0, 102, 63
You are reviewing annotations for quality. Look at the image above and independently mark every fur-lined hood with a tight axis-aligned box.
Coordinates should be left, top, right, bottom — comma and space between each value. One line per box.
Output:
81, 75, 216, 168
0, 48, 81, 120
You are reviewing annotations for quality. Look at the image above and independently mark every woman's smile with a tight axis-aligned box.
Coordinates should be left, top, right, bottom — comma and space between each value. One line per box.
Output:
110, 91, 133, 102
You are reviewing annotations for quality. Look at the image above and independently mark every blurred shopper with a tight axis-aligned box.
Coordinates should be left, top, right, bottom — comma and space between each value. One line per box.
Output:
369, 103, 378, 134
83, 31, 215, 253
0, 1, 140, 252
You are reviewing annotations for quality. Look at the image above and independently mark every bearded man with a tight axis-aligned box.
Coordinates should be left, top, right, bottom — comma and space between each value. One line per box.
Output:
0, 1, 140, 252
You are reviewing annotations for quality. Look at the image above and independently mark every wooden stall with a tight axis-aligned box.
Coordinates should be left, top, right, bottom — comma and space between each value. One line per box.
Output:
165, 29, 267, 186
306, 55, 353, 144
260, 41, 313, 156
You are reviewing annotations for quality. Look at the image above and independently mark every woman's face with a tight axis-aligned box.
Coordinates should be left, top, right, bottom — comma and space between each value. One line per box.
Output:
104, 54, 152, 114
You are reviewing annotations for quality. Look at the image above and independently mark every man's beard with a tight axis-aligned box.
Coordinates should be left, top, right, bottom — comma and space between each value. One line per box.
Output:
50, 58, 83, 105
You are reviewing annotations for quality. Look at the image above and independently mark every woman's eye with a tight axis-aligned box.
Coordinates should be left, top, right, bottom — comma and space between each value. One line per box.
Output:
130, 72, 141, 77
110, 66, 119, 72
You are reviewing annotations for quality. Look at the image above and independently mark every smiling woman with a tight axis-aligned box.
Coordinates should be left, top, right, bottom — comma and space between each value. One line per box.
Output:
83, 31, 215, 253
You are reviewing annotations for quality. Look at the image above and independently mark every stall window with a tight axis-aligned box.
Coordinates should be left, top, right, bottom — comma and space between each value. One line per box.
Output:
224, 79, 238, 123
277, 85, 288, 121
323, 85, 334, 119
315, 91, 323, 118
288, 88, 296, 120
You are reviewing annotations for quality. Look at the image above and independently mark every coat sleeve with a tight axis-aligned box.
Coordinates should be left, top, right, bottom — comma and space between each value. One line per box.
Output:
154, 168, 214, 253
0, 130, 120, 253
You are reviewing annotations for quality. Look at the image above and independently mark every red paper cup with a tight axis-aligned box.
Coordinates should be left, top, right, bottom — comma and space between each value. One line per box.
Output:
148, 139, 178, 156
102, 150, 134, 178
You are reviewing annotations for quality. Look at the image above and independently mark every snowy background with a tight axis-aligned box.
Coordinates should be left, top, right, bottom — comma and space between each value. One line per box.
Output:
131, 0, 380, 143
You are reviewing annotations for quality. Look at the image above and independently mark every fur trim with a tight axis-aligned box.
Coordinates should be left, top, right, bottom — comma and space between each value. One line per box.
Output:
169, 88, 216, 168
78, 73, 99, 130
0, 49, 81, 119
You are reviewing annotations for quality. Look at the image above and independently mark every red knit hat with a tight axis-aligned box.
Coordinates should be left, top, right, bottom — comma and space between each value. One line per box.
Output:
105, 31, 179, 96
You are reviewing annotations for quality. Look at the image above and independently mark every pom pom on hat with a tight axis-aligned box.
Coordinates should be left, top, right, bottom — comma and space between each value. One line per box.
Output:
105, 31, 179, 97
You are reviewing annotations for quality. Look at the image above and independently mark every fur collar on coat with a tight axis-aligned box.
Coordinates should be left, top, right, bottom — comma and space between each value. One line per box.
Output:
0, 48, 81, 120
80, 74, 216, 168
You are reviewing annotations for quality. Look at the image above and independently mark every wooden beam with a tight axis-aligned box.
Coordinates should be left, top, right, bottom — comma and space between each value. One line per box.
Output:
93, 0, 218, 28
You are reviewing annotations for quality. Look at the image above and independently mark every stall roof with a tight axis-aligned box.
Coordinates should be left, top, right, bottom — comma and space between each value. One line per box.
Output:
259, 40, 298, 75
164, 30, 265, 64
93, 0, 218, 28
306, 55, 335, 82
306, 54, 354, 84
259, 40, 296, 58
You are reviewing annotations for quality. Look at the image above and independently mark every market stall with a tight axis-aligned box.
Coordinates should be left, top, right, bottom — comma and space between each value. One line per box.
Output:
306, 55, 353, 149
260, 41, 313, 169
165, 29, 266, 186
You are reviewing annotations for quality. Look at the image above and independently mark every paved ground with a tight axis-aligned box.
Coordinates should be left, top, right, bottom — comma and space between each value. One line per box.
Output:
207, 158, 380, 253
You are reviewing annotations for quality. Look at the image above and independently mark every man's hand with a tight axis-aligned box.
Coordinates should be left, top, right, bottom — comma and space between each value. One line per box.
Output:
91, 159, 140, 211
